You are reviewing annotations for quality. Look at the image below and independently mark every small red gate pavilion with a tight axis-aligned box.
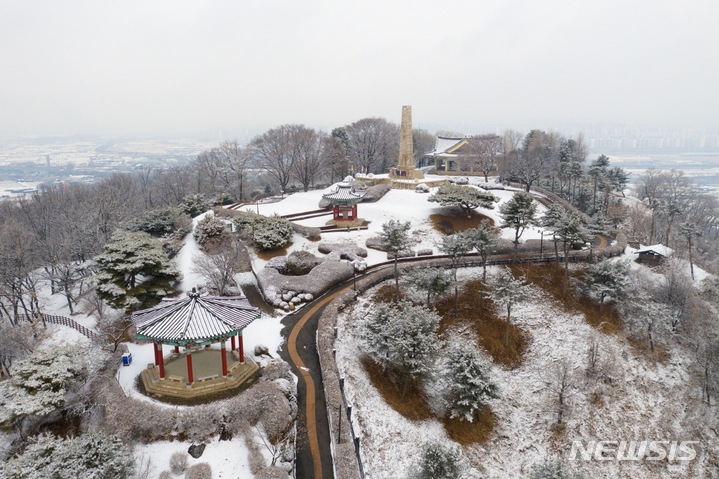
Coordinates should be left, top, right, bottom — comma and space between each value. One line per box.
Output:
322, 182, 366, 222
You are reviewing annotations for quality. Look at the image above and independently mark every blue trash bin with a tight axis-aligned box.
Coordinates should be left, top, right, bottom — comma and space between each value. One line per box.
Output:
122, 353, 132, 366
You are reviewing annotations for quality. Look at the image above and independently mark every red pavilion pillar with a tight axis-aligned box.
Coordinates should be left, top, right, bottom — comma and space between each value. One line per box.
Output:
238, 331, 245, 364
174, 345, 180, 354
221, 341, 228, 377
231, 335, 236, 352
156, 343, 165, 379
153, 342, 160, 367
186, 350, 194, 384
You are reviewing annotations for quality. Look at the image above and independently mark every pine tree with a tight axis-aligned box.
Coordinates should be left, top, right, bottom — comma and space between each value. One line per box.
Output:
446, 341, 498, 422
428, 184, 497, 218
409, 442, 463, 479
438, 231, 474, 312
499, 191, 538, 261
360, 301, 442, 395
485, 267, 533, 347
584, 259, 630, 315
378, 220, 415, 301
403, 266, 453, 306
466, 219, 501, 283
93, 230, 181, 309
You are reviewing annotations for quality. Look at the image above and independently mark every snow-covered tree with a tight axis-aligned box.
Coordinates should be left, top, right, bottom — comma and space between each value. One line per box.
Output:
0, 319, 39, 378
428, 184, 497, 218
499, 191, 538, 261
485, 267, 533, 347
181, 193, 212, 218
546, 211, 592, 297
438, 231, 474, 311
191, 236, 245, 296
129, 205, 190, 237
408, 442, 463, 479
679, 221, 702, 280
445, 341, 498, 422
93, 230, 181, 309
466, 219, 501, 283
403, 266, 452, 306
0, 432, 135, 479
193, 214, 229, 246
0, 346, 92, 426
377, 220, 415, 300
360, 301, 442, 395
655, 257, 695, 331
584, 259, 630, 315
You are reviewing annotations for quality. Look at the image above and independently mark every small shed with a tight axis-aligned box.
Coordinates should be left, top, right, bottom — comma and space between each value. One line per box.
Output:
636, 244, 674, 266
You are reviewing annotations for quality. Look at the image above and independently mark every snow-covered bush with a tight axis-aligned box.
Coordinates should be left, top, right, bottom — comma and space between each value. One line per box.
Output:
185, 462, 212, 479
286, 251, 321, 275
170, 451, 188, 475
0, 432, 134, 479
233, 212, 293, 251
193, 215, 228, 246
159, 471, 173, 479
408, 442, 463, 479
182, 194, 212, 218
416, 183, 430, 193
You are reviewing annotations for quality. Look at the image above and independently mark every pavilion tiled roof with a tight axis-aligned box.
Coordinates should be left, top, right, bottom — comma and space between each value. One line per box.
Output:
322, 183, 366, 204
132, 292, 260, 344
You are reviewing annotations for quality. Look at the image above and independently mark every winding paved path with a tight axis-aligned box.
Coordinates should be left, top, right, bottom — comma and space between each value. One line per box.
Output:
280, 286, 350, 479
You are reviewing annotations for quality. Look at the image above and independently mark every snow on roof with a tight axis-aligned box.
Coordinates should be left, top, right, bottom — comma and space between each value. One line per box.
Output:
635, 244, 674, 256
426, 136, 466, 157
132, 292, 260, 344
322, 183, 366, 203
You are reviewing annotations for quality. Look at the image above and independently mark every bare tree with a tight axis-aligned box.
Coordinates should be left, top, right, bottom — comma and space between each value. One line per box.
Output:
540, 358, 579, 425
290, 128, 327, 192
250, 124, 314, 193
502, 130, 559, 192
191, 236, 246, 296
467, 134, 503, 182
344, 117, 399, 174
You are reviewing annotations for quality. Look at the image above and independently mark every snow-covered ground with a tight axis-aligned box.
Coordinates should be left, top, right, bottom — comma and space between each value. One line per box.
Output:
335, 263, 716, 478
237, 176, 547, 269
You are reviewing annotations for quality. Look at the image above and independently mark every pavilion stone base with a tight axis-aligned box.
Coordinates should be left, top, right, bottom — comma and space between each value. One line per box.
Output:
325, 217, 366, 228
140, 349, 260, 400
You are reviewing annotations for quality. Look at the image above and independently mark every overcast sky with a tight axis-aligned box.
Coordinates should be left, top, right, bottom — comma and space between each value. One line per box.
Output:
1, 0, 718, 137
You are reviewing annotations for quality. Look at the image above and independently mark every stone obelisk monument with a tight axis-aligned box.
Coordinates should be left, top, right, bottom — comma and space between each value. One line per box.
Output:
390, 105, 424, 180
